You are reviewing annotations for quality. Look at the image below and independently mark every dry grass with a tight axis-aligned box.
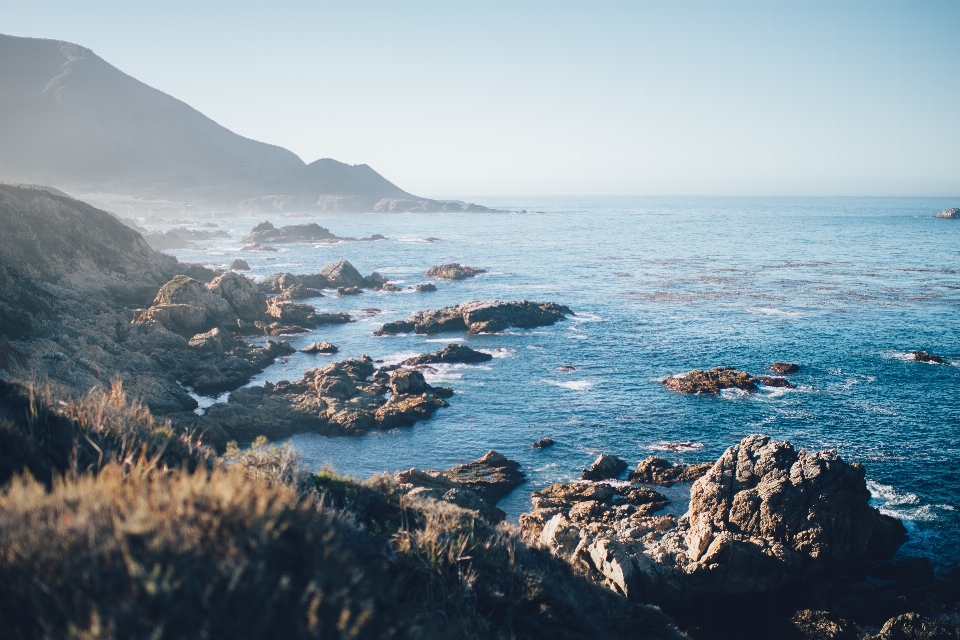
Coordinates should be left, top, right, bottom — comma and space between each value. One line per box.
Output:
0, 379, 682, 640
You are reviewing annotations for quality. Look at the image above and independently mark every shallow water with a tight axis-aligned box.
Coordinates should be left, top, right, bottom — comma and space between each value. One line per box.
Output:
157, 196, 960, 565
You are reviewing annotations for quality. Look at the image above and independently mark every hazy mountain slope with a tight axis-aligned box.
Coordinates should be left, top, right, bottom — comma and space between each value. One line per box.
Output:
0, 34, 304, 196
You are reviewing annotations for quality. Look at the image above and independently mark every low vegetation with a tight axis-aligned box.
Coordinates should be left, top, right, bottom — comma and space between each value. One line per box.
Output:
0, 380, 680, 639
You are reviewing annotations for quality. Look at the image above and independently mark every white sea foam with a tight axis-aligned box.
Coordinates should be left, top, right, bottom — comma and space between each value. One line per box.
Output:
424, 337, 465, 343
480, 348, 515, 359
719, 387, 751, 399
544, 380, 592, 391
866, 480, 942, 521
647, 441, 705, 453
573, 312, 604, 322
746, 307, 806, 317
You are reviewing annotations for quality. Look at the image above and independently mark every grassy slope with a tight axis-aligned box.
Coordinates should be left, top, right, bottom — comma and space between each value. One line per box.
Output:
0, 380, 681, 640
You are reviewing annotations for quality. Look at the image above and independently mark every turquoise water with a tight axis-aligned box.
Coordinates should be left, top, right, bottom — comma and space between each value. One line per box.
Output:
161, 197, 960, 565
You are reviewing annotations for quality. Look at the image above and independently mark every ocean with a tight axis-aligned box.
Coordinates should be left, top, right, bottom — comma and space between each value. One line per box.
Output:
158, 196, 960, 566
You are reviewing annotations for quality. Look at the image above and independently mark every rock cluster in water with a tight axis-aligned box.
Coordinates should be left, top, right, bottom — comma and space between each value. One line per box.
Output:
395, 450, 526, 523
375, 300, 573, 336
661, 366, 795, 394
425, 263, 487, 280
935, 207, 959, 219
200, 356, 453, 442
520, 435, 906, 602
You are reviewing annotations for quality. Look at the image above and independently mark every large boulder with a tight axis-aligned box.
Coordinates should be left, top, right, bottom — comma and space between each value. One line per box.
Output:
375, 300, 573, 336
207, 272, 267, 322
133, 275, 237, 336
321, 259, 366, 288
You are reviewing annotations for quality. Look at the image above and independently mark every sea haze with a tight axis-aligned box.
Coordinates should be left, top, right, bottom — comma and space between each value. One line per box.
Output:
155, 196, 960, 565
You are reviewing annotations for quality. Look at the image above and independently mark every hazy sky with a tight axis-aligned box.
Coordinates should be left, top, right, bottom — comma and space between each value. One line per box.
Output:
1, 0, 958, 197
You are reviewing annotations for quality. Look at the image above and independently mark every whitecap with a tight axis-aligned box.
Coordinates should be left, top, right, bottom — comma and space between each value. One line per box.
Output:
746, 307, 806, 317
424, 337, 465, 343
572, 312, 604, 322
544, 380, 592, 391
480, 348, 515, 359
647, 441, 705, 453
719, 387, 751, 399
866, 480, 938, 521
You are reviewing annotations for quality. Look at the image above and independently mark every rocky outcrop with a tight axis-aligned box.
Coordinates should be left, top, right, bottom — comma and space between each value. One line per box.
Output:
207, 272, 268, 322
771, 362, 800, 374
200, 356, 453, 441
935, 208, 960, 219
275, 284, 323, 300
243, 221, 340, 244
375, 300, 573, 336
395, 451, 526, 523
260, 261, 388, 296
301, 341, 338, 354
913, 351, 945, 364
399, 343, 493, 366
426, 263, 487, 280
627, 457, 712, 487
532, 437, 556, 449
133, 275, 237, 337
230, 259, 250, 271
257, 299, 350, 335
520, 435, 906, 602
337, 286, 362, 296
321, 258, 366, 288
415, 283, 437, 292
582, 454, 628, 480
662, 366, 795, 394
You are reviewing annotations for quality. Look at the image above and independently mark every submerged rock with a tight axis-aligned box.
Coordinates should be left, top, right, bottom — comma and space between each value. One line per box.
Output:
399, 343, 493, 366
301, 341, 338, 354
375, 300, 573, 336
627, 457, 712, 487
582, 454, 628, 480
425, 263, 487, 280
770, 362, 800, 374
913, 351, 945, 364
520, 434, 906, 602
935, 208, 960, 219
201, 356, 453, 441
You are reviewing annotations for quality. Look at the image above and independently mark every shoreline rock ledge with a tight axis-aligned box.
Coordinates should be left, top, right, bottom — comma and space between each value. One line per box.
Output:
520, 434, 906, 602
375, 300, 573, 336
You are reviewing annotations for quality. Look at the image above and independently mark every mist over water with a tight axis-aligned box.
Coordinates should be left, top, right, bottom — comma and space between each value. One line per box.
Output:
158, 197, 960, 565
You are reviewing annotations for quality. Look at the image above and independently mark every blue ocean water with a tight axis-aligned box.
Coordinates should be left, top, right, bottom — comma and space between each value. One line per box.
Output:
160, 197, 960, 566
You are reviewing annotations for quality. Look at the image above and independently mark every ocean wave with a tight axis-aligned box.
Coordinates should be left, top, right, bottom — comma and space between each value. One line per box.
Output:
866, 480, 941, 521
480, 348, 515, 359
647, 441, 705, 453
544, 380, 592, 391
424, 337, 465, 343
746, 307, 806, 317
572, 312, 604, 322
719, 387, 751, 399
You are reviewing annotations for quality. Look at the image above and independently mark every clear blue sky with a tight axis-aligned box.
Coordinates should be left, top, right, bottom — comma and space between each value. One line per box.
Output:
1, 0, 958, 197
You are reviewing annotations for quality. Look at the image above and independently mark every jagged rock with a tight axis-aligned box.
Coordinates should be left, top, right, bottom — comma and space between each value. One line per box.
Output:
301, 341, 338, 354
771, 362, 800, 374
869, 613, 959, 640
582, 454, 628, 480
276, 284, 323, 300
207, 272, 267, 322
426, 263, 487, 280
628, 457, 712, 487
520, 435, 907, 602
935, 208, 960, 219
661, 366, 756, 394
262, 299, 350, 332
338, 286, 363, 296
913, 351, 945, 364
322, 259, 366, 288
415, 283, 437, 292
375, 300, 573, 336
133, 275, 237, 336
229, 259, 250, 271
399, 343, 493, 366
243, 221, 340, 244
200, 356, 451, 441
532, 437, 556, 449
395, 451, 525, 522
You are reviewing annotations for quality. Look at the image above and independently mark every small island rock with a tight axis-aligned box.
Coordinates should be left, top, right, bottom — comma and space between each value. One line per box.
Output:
399, 343, 493, 366
935, 208, 960, 219
770, 362, 800, 374
582, 454, 628, 480
532, 437, 556, 449
426, 263, 487, 280
229, 258, 251, 271
301, 341, 338, 354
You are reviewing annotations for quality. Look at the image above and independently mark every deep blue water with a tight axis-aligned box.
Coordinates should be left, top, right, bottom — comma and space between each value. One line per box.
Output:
158, 197, 960, 566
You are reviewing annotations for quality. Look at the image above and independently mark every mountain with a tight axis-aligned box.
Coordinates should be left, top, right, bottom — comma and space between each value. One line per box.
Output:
0, 34, 494, 214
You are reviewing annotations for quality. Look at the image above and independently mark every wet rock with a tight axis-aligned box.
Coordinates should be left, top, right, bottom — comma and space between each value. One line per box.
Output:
627, 457, 712, 487
362, 272, 387, 289
243, 221, 340, 244
661, 366, 756, 394
337, 286, 363, 296
415, 283, 437, 292
399, 343, 493, 366
426, 263, 487, 280
935, 208, 960, 219
230, 259, 250, 271
791, 610, 855, 640
532, 437, 556, 449
582, 454, 628, 480
200, 356, 452, 441
913, 351, 945, 364
755, 376, 796, 388
520, 434, 907, 602
869, 613, 959, 640
321, 258, 365, 288
771, 362, 800, 374
301, 341, 338, 354
374, 300, 573, 336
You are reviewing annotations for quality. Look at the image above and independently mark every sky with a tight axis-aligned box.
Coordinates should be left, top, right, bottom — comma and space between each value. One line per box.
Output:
1, 0, 958, 198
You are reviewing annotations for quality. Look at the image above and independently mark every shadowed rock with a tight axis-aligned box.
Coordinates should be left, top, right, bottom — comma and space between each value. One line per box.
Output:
229, 259, 250, 271
627, 457, 712, 487
243, 221, 340, 244
913, 351, 945, 364
532, 437, 556, 449
770, 362, 800, 374
375, 300, 573, 336
582, 454, 628, 480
